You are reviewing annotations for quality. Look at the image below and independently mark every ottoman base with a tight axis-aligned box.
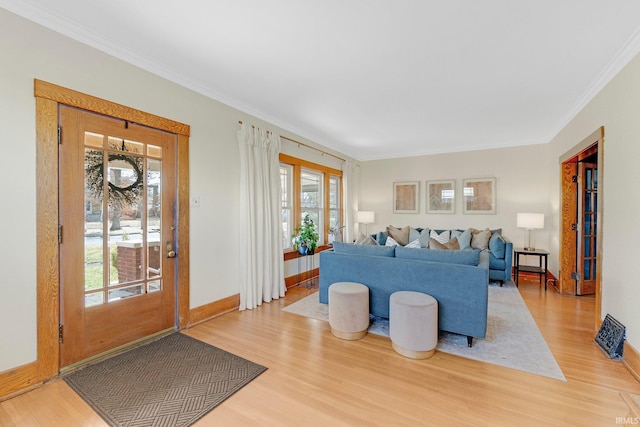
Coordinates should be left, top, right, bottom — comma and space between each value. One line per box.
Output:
331, 327, 368, 341
392, 341, 436, 360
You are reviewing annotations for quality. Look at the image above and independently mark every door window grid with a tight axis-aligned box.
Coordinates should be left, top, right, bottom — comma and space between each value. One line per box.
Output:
83, 131, 163, 307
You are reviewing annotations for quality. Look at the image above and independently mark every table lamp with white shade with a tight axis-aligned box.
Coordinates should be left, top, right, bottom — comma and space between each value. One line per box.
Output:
356, 211, 375, 235
516, 213, 544, 251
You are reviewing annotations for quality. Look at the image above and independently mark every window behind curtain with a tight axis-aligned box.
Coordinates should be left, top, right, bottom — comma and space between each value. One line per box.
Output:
280, 164, 293, 249
301, 169, 323, 244
329, 174, 340, 230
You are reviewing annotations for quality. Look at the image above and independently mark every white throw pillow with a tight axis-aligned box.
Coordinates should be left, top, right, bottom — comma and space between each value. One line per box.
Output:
405, 239, 421, 249
430, 229, 450, 244
385, 236, 399, 247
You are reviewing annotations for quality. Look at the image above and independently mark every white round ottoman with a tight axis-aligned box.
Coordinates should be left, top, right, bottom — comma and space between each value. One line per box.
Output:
328, 282, 370, 340
389, 291, 438, 359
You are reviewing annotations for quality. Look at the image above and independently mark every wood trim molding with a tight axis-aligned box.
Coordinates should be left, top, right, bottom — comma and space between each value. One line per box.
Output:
623, 341, 640, 383
285, 268, 319, 289
284, 245, 331, 261
177, 133, 191, 329
559, 127, 604, 163
35, 96, 60, 382
33, 80, 191, 390
189, 294, 240, 327
0, 362, 38, 402
279, 153, 342, 176
34, 80, 190, 136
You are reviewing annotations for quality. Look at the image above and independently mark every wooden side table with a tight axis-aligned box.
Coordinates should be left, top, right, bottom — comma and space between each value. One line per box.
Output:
514, 248, 549, 290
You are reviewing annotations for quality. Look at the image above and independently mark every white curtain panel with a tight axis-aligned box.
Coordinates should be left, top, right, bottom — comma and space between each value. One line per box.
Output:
237, 123, 285, 310
342, 160, 359, 243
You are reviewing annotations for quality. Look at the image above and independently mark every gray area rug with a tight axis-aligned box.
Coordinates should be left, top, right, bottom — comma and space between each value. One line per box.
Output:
283, 282, 565, 381
63, 333, 267, 427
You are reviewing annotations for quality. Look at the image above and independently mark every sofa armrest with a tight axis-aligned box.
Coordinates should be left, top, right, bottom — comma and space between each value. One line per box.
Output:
504, 241, 513, 280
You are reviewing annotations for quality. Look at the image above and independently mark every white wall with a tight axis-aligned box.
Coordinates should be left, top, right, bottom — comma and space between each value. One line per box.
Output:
359, 144, 552, 263
0, 9, 347, 372
547, 52, 640, 349
359, 53, 640, 352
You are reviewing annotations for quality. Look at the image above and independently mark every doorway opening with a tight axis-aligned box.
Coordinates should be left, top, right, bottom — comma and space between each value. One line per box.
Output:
559, 127, 603, 329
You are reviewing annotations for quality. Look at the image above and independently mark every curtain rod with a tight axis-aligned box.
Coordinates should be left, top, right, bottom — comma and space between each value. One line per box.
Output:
280, 135, 345, 162
238, 120, 346, 162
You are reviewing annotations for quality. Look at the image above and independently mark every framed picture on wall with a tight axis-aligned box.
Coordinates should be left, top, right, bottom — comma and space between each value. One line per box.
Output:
393, 181, 419, 213
463, 177, 496, 214
426, 179, 455, 214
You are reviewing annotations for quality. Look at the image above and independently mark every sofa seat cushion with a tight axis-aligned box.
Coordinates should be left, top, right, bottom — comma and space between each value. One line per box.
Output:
395, 246, 480, 266
333, 242, 396, 257
489, 253, 506, 270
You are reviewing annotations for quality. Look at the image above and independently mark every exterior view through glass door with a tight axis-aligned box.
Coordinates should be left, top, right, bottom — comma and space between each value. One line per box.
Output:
59, 105, 177, 368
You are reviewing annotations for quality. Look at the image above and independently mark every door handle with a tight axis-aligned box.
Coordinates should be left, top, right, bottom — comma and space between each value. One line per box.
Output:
166, 241, 176, 258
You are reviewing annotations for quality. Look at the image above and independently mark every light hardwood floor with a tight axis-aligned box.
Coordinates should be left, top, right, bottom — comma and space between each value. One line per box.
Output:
1, 277, 639, 426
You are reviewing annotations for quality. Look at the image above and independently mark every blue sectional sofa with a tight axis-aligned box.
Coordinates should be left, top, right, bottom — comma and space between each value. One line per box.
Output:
376, 227, 513, 284
319, 243, 491, 347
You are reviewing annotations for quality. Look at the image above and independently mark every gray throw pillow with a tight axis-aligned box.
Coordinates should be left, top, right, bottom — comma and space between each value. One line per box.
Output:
451, 228, 472, 250
471, 228, 491, 251
355, 232, 379, 246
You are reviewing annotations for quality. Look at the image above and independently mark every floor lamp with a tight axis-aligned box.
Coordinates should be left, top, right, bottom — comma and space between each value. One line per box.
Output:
516, 213, 544, 251
356, 211, 375, 235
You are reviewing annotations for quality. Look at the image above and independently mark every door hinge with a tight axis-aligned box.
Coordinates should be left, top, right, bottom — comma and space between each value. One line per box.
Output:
58, 126, 62, 144
571, 175, 578, 183
571, 223, 578, 231
571, 271, 581, 281
58, 325, 63, 343
58, 225, 63, 244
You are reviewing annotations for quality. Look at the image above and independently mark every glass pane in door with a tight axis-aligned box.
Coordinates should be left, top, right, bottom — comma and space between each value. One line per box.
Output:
108, 150, 144, 292
147, 157, 162, 286
84, 147, 106, 307
81, 131, 164, 307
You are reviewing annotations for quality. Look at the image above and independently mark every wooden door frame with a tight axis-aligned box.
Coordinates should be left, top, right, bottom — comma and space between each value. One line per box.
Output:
559, 126, 604, 331
34, 80, 191, 382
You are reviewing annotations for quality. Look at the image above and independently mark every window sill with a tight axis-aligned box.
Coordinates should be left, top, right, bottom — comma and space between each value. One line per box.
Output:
283, 245, 332, 261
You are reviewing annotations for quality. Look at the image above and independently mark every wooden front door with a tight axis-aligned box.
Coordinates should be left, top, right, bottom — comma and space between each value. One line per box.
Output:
59, 105, 177, 367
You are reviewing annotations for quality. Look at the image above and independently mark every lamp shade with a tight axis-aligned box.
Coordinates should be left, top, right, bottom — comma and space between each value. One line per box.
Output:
516, 213, 544, 230
356, 211, 375, 224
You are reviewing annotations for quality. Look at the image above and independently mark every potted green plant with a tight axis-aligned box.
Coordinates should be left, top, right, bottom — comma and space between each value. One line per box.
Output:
295, 214, 319, 255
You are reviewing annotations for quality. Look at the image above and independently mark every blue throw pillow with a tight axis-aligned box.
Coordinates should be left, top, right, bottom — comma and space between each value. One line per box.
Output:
395, 246, 480, 266
333, 242, 396, 257
489, 232, 506, 258
376, 231, 389, 245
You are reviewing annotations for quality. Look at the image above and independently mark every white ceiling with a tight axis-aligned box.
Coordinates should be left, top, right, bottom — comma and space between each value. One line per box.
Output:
4, 1, 640, 160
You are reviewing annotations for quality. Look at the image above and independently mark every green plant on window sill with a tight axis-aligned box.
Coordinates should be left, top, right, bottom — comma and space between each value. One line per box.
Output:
294, 214, 319, 254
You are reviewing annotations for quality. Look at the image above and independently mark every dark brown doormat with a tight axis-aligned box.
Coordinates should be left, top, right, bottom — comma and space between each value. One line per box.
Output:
63, 333, 267, 427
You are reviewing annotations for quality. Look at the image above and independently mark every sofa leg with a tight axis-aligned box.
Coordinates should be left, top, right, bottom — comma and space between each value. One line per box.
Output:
467, 336, 473, 347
